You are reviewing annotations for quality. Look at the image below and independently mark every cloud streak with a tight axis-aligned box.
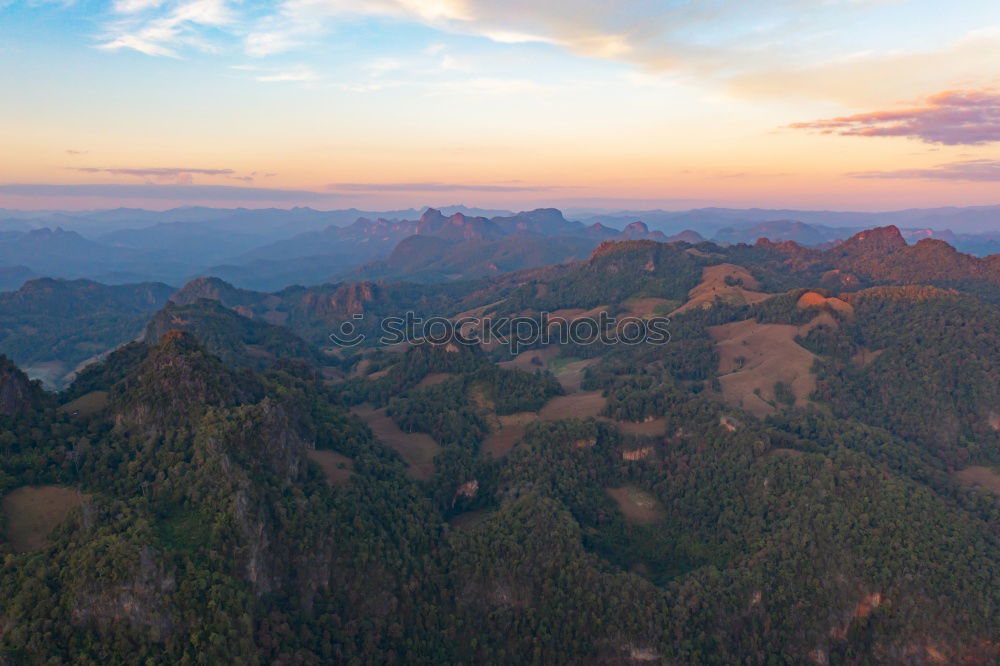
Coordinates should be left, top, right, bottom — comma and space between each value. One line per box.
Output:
69, 166, 261, 184
89, 0, 1000, 108
72, 166, 236, 177
0, 183, 336, 202
790, 87, 1000, 145
326, 181, 566, 192
850, 159, 1000, 182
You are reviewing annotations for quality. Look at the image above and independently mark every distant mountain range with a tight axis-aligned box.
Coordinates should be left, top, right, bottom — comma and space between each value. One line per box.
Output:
0, 204, 996, 293
5, 220, 998, 390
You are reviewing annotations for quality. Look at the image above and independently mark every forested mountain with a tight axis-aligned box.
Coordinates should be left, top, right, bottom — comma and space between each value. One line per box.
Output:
0, 227, 997, 664
0, 278, 175, 388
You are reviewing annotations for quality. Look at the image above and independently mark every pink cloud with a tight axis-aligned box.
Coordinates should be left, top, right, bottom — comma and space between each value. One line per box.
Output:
69, 166, 257, 184
789, 87, 1000, 145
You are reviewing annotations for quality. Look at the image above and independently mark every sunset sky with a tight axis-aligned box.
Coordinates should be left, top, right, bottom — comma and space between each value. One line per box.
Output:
1, 0, 999, 211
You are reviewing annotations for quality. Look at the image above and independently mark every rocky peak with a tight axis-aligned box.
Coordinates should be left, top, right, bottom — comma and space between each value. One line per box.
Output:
837, 225, 907, 254
418, 207, 447, 230
584, 222, 617, 238
590, 239, 658, 260
666, 229, 705, 244
171, 276, 241, 306
0, 355, 41, 415
330, 281, 378, 314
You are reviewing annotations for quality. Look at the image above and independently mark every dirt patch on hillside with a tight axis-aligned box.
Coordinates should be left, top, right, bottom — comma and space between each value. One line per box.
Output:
415, 372, 455, 389
954, 466, 1000, 494
60, 391, 109, 418
709, 318, 818, 418
672, 264, 770, 315
988, 412, 999, 431
606, 486, 664, 525
306, 450, 354, 486
539, 391, 607, 420
2, 486, 86, 552
351, 405, 440, 480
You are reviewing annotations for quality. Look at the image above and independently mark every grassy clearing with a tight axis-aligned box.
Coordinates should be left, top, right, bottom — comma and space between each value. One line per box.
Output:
538, 390, 607, 420
415, 372, 455, 389
606, 486, 665, 525
59, 390, 110, 417
481, 413, 539, 458
306, 450, 355, 486
602, 416, 667, 437
2, 486, 86, 552
552, 358, 598, 392
498, 345, 560, 372
708, 318, 818, 418
671, 263, 770, 316
621, 296, 674, 319
351, 405, 440, 480
482, 424, 527, 458
954, 466, 1000, 494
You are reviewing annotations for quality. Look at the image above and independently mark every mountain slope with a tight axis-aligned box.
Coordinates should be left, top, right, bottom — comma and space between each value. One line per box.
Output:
0, 278, 175, 388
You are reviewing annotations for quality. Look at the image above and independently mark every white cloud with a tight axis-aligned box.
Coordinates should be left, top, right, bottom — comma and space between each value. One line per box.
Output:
92, 0, 1000, 109
98, 0, 236, 57
480, 30, 557, 45
113, 0, 166, 13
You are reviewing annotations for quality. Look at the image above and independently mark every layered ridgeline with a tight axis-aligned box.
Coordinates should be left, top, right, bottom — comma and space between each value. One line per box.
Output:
0, 223, 998, 663
5, 223, 999, 390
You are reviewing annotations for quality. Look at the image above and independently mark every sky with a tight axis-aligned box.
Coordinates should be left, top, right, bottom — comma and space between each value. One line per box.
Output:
1, 0, 999, 211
